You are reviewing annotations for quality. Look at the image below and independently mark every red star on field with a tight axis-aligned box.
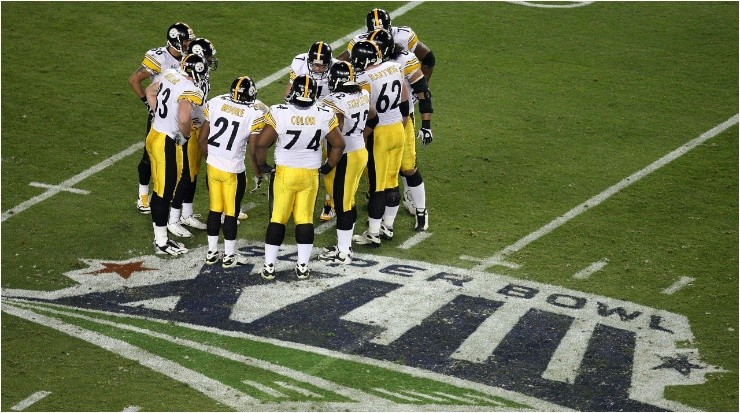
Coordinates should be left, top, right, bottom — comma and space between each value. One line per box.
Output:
86, 261, 155, 279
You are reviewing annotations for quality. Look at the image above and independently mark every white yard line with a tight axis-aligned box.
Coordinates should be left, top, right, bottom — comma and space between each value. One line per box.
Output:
572, 259, 609, 280
507, 1, 594, 8
1, 1, 425, 224
10, 391, 52, 411
660, 276, 696, 295
397, 231, 433, 249
472, 114, 739, 271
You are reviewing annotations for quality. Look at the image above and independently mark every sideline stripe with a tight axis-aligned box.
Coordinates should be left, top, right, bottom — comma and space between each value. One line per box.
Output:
10, 391, 51, 411
1, 1, 424, 224
473, 114, 739, 271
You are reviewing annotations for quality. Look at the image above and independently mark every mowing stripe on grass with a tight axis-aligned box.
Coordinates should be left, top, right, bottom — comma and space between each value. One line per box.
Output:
10, 391, 51, 411
473, 114, 739, 271
1, 2, 424, 224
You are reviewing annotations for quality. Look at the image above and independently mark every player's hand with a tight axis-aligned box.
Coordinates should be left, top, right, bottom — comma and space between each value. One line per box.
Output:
417, 128, 433, 146
172, 131, 189, 145
319, 162, 333, 175
258, 164, 274, 174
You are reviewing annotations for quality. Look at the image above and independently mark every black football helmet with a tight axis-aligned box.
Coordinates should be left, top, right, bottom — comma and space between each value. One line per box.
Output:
366, 8, 392, 32
179, 54, 209, 88
166, 22, 195, 55
307, 41, 333, 80
188, 38, 218, 71
328, 61, 356, 92
230, 76, 257, 103
350, 40, 381, 71
368, 29, 394, 61
289, 75, 318, 107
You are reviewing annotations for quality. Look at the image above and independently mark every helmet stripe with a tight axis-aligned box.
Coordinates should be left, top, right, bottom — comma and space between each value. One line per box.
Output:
233, 77, 245, 101
316, 42, 323, 60
303, 76, 310, 98
374, 9, 380, 27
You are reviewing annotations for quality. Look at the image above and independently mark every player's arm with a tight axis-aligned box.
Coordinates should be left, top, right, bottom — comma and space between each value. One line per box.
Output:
413, 41, 435, 81
198, 120, 210, 158
320, 125, 346, 174
253, 124, 278, 172
144, 81, 160, 113
129, 65, 153, 105
399, 81, 411, 127
410, 73, 434, 146
363, 106, 379, 142
177, 99, 195, 138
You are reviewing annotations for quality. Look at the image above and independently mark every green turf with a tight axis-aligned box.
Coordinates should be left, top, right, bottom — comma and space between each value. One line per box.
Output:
2, 1, 737, 411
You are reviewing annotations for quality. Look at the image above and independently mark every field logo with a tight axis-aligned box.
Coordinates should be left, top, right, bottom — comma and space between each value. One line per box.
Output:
2, 243, 723, 411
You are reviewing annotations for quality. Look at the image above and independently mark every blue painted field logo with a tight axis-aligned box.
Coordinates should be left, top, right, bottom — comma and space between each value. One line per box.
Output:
2, 243, 722, 411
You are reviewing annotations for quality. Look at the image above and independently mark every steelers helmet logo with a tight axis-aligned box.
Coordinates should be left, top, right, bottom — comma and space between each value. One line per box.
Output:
195, 62, 205, 72
168, 28, 179, 40
191, 44, 204, 56
248, 85, 256, 96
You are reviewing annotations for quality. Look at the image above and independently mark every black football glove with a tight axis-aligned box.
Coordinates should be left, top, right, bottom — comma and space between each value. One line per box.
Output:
417, 128, 433, 147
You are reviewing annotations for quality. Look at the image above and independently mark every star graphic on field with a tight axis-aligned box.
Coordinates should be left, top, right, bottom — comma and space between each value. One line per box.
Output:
651, 354, 705, 376
86, 261, 155, 279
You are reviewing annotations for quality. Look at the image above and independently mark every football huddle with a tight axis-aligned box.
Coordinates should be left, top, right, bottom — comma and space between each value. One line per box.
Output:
127, 8, 437, 280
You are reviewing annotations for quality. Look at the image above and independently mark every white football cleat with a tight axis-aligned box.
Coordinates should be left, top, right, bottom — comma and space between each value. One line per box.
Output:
402, 191, 415, 216
414, 208, 429, 231
295, 263, 310, 280
167, 222, 192, 238
352, 230, 381, 247
379, 224, 394, 240
319, 202, 335, 221
318, 246, 352, 264
154, 239, 188, 256
222, 253, 248, 268
180, 214, 207, 230
260, 263, 276, 280
237, 211, 248, 220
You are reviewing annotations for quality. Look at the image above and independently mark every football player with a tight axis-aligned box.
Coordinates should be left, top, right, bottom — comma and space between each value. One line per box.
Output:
128, 22, 195, 214
285, 41, 340, 222
253, 75, 345, 280
198, 76, 266, 267
350, 40, 410, 247
318, 62, 377, 264
167, 38, 218, 238
369, 29, 433, 232
144, 54, 208, 256
338, 8, 436, 80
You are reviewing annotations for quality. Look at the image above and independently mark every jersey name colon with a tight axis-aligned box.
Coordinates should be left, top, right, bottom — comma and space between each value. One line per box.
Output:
321, 90, 370, 154
266, 104, 338, 169
141, 46, 181, 83
150, 69, 204, 137
203, 95, 267, 173
356, 62, 405, 126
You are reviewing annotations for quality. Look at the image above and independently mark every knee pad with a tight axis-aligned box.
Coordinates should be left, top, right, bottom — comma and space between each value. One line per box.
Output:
405, 170, 423, 187
266, 223, 286, 246
385, 188, 400, 207
295, 224, 314, 244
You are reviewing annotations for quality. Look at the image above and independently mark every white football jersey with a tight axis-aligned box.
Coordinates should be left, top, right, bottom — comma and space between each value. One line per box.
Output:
389, 49, 422, 106
141, 46, 181, 83
288, 53, 339, 100
203, 94, 267, 173
150, 69, 204, 137
321, 89, 370, 154
266, 103, 339, 169
346, 25, 419, 55
355, 61, 405, 126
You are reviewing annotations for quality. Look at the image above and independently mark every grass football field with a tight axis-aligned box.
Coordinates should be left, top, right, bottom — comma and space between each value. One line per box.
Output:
1, 1, 737, 411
